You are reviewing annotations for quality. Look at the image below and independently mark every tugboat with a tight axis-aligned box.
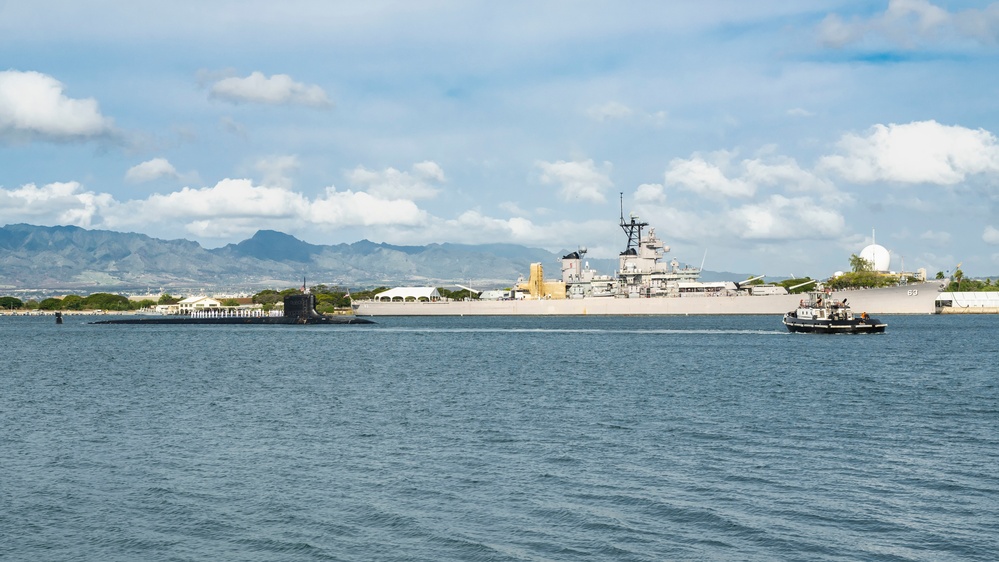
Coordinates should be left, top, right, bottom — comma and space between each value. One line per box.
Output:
782, 290, 886, 334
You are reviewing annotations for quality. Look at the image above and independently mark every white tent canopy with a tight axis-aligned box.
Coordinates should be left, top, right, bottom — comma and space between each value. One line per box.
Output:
373, 287, 442, 302
935, 292, 999, 307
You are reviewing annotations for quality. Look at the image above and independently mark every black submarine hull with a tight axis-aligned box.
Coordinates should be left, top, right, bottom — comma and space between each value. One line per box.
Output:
90, 293, 374, 325
91, 315, 372, 325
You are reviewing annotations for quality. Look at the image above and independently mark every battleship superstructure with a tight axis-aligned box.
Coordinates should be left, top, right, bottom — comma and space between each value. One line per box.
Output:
558, 196, 753, 300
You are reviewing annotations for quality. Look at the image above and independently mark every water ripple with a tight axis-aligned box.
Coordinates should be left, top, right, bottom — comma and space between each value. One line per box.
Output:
2, 314, 997, 560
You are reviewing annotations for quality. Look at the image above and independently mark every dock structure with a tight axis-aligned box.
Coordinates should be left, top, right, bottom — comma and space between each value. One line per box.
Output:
935, 292, 999, 314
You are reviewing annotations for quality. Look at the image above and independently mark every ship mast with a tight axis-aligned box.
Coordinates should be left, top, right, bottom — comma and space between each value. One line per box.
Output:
619, 192, 647, 253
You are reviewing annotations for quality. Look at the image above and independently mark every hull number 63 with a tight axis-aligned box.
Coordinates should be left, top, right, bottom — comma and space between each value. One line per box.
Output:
907, 289, 919, 296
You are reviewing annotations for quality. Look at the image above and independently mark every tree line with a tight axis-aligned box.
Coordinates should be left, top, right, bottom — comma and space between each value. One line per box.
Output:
826, 254, 994, 291
0, 293, 144, 311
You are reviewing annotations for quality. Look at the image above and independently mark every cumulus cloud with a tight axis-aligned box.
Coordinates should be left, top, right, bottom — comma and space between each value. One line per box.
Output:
818, 0, 999, 48
536, 159, 613, 204
634, 183, 666, 204
308, 186, 427, 227
0, 181, 115, 228
919, 229, 952, 246
209, 71, 332, 108
727, 195, 846, 240
984, 226, 999, 245
407, 213, 610, 250
255, 155, 300, 188
819, 120, 999, 185
102, 178, 429, 239
663, 151, 841, 202
1, 162, 444, 241
499, 201, 531, 216
665, 153, 755, 199
346, 161, 445, 200
744, 156, 838, 193
125, 158, 179, 183
0, 70, 114, 141
120, 179, 310, 221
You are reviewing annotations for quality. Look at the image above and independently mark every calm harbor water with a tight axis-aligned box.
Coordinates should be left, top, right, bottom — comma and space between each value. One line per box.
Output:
2, 314, 997, 561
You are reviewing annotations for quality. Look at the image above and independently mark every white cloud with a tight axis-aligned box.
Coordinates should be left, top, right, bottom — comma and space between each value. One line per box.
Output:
412, 161, 445, 182
744, 156, 837, 194
953, 4, 999, 44
499, 201, 531, 216
817, 13, 865, 48
346, 161, 444, 200
787, 107, 814, 117
727, 195, 846, 240
254, 155, 300, 188
0, 181, 115, 228
920, 229, 953, 246
984, 226, 999, 245
408, 213, 610, 250
537, 159, 613, 204
308, 186, 427, 227
631, 193, 847, 246
452, 210, 538, 239
122, 179, 310, 221
2, 161, 450, 241
819, 120, 999, 185
634, 183, 666, 204
818, 0, 999, 48
0, 70, 114, 141
209, 71, 332, 108
125, 158, 179, 183
100, 178, 429, 239
665, 153, 755, 199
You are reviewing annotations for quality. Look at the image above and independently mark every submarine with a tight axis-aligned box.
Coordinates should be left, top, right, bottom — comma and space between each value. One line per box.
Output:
91, 293, 374, 325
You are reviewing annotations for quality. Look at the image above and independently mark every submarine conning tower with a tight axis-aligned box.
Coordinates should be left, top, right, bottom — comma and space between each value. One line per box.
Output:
283, 293, 322, 322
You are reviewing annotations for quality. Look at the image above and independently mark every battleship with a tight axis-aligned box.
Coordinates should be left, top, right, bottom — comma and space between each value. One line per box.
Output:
353, 199, 944, 317
93, 292, 373, 325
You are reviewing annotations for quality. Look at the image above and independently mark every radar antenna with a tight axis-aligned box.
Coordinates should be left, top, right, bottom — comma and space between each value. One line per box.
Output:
619, 192, 647, 253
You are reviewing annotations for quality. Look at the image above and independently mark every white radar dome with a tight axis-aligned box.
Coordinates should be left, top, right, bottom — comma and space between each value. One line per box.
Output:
859, 244, 890, 271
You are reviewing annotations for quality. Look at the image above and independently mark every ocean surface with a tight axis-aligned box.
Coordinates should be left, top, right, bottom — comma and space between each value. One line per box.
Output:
2, 313, 997, 561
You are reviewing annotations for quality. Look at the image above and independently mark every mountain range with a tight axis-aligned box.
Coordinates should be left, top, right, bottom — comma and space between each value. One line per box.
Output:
0, 224, 745, 293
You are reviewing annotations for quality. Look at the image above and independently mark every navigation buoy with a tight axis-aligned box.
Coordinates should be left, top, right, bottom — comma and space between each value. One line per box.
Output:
55, 311, 63, 324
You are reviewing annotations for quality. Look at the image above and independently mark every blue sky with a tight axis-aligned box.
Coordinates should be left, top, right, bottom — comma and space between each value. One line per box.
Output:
3, 0, 999, 278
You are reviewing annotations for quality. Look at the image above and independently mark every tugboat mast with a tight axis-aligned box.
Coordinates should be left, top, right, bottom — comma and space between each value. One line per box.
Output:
619, 192, 647, 253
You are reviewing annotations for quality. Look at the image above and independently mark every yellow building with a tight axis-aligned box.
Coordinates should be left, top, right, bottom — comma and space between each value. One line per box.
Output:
515, 263, 566, 299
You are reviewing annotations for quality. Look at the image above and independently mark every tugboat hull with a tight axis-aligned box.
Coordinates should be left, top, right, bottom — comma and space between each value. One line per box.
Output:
782, 314, 886, 334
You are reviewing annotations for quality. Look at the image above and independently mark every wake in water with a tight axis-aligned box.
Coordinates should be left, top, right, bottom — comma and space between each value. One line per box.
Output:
367, 327, 785, 335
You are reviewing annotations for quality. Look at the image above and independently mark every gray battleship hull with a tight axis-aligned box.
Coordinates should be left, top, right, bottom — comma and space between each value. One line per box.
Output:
353, 280, 944, 316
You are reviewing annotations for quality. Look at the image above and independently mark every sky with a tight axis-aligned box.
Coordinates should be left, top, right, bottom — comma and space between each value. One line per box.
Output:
3, 0, 999, 279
